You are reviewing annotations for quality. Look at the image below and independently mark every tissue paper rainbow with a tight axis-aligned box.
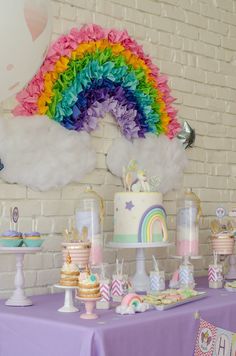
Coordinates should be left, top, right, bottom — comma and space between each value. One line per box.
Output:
13, 24, 180, 140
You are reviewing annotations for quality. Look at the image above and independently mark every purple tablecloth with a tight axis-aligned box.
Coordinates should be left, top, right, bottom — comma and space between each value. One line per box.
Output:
0, 277, 236, 356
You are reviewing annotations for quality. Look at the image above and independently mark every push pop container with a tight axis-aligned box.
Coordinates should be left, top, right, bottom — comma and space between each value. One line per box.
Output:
75, 186, 104, 266
176, 188, 202, 257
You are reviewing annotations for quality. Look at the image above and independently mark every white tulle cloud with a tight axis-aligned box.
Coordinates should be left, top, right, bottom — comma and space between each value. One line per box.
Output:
106, 134, 188, 194
0, 116, 96, 191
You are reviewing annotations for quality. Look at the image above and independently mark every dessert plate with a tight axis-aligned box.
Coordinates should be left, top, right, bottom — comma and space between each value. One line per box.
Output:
147, 291, 207, 311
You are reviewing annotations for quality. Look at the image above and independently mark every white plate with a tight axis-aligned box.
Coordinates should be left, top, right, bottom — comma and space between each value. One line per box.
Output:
152, 291, 207, 311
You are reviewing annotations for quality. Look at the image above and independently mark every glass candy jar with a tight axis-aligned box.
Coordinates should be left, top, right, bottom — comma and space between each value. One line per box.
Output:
75, 186, 104, 266
176, 188, 202, 257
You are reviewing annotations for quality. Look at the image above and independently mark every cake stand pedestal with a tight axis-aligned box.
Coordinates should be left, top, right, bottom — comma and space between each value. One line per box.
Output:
108, 242, 171, 292
0, 247, 41, 306
54, 285, 78, 313
76, 297, 101, 319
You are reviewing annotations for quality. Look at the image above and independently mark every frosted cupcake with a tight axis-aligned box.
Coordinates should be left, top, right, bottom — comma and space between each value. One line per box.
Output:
23, 231, 43, 247
0, 230, 23, 247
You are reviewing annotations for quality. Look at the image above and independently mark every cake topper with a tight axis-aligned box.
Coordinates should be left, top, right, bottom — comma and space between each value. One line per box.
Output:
122, 160, 160, 192
66, 253, 72, 264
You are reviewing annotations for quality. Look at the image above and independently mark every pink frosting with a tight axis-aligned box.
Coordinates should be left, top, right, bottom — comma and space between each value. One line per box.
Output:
121, 293, 142, 306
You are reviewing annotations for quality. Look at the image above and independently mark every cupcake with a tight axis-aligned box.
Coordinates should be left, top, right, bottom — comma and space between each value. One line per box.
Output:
60, 253, 80, 286
24, 232, 41, 239
0, 230, 23, 247
23, 231, 43, 247
78, 266, 101, 299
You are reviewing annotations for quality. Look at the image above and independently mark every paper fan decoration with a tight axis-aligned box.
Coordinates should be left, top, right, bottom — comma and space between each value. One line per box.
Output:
13, 24, 180, 140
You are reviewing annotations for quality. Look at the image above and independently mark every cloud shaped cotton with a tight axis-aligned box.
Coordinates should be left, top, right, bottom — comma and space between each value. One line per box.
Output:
106, 134, 188, 194
0, 115, 96, 191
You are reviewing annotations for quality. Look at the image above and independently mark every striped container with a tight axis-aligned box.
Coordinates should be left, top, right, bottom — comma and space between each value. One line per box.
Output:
62, 241, 91, 269
211, 234, 235, 255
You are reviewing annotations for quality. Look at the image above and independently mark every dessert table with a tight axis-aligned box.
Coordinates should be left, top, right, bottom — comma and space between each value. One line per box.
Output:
1, 277, 236, 356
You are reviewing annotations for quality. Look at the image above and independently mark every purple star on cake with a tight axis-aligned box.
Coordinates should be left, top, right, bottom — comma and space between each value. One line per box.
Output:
125, 201, 134, 210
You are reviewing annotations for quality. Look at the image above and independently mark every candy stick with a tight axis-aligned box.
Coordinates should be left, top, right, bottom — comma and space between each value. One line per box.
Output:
9, 208, 13, 230
12, 207, 19, 232
32, 215, 36, 232
152, 255, 159, 272
116, 258, 119, 275
213, 251, 218, 267
101, 264, 105, 280
120, 258, 124, 277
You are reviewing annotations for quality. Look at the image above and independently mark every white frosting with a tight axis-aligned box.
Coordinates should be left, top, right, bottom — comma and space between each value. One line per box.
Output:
114, 192, 167, 243
61, 261, 79, 273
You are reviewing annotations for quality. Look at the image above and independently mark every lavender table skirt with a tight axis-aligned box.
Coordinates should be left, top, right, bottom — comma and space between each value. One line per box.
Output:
0, 277, 236, 356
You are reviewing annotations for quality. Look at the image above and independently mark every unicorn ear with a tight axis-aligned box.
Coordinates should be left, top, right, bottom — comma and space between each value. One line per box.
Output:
24, 0, 48, 41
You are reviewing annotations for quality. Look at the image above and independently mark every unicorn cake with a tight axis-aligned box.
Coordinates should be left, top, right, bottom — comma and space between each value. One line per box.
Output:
113, 161, 168, 244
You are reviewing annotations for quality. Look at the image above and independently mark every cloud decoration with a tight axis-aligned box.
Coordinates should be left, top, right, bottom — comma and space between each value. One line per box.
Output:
13, 24, 180, 140
0, 115, 96, 191
107, 134, 188, 194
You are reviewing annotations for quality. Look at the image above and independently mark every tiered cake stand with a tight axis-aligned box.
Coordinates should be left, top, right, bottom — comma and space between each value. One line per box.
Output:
108, 241, 171, 292
0, 247, 41, 306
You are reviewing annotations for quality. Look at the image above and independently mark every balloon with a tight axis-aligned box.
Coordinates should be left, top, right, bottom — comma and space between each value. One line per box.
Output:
0, 0, 52, 103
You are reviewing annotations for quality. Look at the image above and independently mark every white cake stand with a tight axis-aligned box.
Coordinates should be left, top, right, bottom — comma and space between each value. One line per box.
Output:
54, 284, 78, 313
108, 241, 171, 292
0, 247, 41, 306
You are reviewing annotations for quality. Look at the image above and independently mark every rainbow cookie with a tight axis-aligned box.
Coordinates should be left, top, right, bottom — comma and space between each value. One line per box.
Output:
13, 25, 180, 141
116, 293, 149, 314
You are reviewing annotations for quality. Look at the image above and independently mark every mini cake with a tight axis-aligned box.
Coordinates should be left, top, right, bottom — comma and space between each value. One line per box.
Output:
60, 253, 80, 286
78, 267, 101, 299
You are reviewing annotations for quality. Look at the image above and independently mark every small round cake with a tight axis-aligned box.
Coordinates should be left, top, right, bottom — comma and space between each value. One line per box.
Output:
60, 254, 80, 286
78, 267, 101, 298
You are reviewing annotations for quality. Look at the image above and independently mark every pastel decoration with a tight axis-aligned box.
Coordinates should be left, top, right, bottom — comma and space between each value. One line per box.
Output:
179, 264, 194, 289
13, 24, 180, 140
150, 271, 165, 292
24, 0, 49, 41
138, 205, 168, 243
121, 293, 142, 307
116, 293, 149, 314
0, 0, 52, 102
208, 264, 223, 289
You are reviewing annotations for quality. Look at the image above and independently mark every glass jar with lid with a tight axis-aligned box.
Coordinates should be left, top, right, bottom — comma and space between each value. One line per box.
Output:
176, 188, 202, 257
75, 186, 104, 266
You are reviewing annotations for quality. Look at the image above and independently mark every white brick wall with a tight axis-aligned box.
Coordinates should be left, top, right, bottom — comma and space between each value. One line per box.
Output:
0, 0, 236, 297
